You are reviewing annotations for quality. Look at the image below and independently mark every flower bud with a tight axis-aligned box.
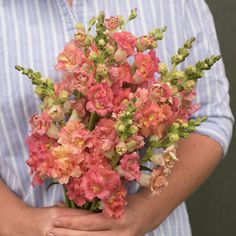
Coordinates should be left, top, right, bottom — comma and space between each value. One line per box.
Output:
98, 39, 106, 47
139, 173, 151, 187
158, 63, 168, 76
169, 133, 179, 143
96, 63, 108, 76
116, 165, 125, 177
116, 141, 127, 155
89, 51, 99, 61
150, 153, 164, 165
126, 140, 137, 151
68, 109, 79, 121
129, 125, 138, 135
149, 135, 160, 143
63, 101, 72, 113
46, 123, 59, 139
117, 124, 126, 132
171, 71, 185, 80
58, 90, 69, 103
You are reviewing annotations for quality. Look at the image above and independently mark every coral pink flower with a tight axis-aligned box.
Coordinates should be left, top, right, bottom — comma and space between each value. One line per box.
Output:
55, 40, 84, 73
135, 99, 173, 137
58, 120, 90, 154
103, 184, 127, 218
51, 145, 84, 184
29, 112, 52, 135
112, 88, 131, 113
48, 105, 64, 122
136, 35, 156, 51
132, 50, 159, 84
113, 32, 136, 56
150, 167, 168, 194
109, 63, 132, 86
105, 16, 120, 30
82, 152, 110, 171
54, 78, 71, 96
113, 32, 136, 62
80, 167, 121, 201
89, 118, 118, 156
65, 177, 86, 206
69, 71, 94, 96
119, 152, 140, 181
149, 82, 173, 104
26, 134, 58, 186
86, 82, 114, 116
179, 90, 200, 120
71, 98, 87, 119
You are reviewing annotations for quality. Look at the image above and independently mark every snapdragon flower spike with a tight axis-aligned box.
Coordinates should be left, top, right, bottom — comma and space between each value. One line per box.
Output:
115, 99, 137, 142
15, 66, 54, 100
171, 37, 196, 66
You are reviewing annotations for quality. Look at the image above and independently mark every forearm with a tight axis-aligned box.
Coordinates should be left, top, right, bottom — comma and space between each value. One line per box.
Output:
135, 133, 222, 232
0, 179, 30, 235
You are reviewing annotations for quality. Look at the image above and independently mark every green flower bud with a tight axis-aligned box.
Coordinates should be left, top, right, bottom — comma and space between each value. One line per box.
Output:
58, 90, 69, 103
98, 39, 106, 47
116, 141, 127, 155
126, 140, 137, 151
171, 71, 185, 80
46, 124, 59, 139
89, 51, 99, 61
129, 125, 138, 135
128, 8, 137, 21
158, 63, 168, 76
76, 23, 85, 31
169, 133, 179, 143
149, 135, 160, 143
117, 124, 126, 133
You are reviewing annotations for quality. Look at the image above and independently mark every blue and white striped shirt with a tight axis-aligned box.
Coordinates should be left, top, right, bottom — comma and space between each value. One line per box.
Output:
0, 1, 233, 235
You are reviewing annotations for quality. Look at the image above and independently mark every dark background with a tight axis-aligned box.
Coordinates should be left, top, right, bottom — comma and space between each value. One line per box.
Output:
186, 1, 236, 236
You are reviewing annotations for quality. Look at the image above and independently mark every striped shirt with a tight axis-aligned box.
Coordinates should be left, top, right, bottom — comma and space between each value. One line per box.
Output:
0, 0, 233, 235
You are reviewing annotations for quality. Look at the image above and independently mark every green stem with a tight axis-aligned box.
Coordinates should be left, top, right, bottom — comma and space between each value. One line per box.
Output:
63, 186, 72, 208
140, 140, 162, 165
90, 198, 100, 212
88, 112, 97, 131
167, 63, 177, 80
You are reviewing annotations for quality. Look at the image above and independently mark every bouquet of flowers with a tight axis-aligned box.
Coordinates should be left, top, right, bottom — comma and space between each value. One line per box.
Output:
16, 10, 220, 218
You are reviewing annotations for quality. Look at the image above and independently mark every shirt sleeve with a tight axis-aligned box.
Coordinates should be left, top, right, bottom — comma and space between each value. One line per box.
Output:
182, 0, 234, 156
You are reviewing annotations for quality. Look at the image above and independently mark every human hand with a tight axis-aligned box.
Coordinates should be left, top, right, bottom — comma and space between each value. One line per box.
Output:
46, 194, 149, 236
4, 204, 91, 236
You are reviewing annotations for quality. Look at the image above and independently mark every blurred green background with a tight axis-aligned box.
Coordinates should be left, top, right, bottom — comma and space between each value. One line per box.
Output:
186, 1, 236, 235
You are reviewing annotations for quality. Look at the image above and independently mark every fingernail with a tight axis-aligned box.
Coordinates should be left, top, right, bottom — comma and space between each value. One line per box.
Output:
54, 220, 61, 226
47, 232, 55, 236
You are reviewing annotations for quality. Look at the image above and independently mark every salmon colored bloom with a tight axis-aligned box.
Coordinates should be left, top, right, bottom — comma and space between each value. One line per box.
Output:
65, 177, 86, 206
86, 82, 114, 116
105, 16, 120, 30
58, 121, 90, 154
150, 167, 168, 194
55, 40, 84, 73
89, 118, 118, 156
132, 50, 159, 84
29, 112, 52, 136
80, 167, 121, 201
103, 184, 127, 218
119, 152, 140, 181
26, 134, 58, 186
51, 145, 84, 184
113, 31, 136, 56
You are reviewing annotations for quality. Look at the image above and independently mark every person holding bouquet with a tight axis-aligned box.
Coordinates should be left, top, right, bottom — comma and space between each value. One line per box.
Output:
0, 1, 233, 236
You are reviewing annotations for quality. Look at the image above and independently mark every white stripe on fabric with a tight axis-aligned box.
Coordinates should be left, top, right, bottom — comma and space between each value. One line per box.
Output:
0, 0, 27, 197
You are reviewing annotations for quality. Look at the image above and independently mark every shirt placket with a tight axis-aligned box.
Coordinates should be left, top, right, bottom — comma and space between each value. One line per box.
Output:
57, 0, 80, 39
